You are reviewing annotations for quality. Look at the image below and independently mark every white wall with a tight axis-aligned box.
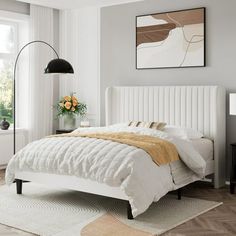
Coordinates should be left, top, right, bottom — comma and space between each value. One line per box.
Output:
59, 7, 100, 127
100, 0, 236, 177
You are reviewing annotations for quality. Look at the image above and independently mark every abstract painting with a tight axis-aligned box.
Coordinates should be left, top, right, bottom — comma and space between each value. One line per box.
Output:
136, 8, 205, 69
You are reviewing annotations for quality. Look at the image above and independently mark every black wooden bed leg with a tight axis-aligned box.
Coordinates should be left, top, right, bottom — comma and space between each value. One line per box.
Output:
127, 202, 134, 220
16, 179, 22, 194
177, 188, 182, 200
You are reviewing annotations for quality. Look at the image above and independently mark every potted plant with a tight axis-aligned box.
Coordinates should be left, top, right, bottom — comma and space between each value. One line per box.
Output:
56, 94, 87, 129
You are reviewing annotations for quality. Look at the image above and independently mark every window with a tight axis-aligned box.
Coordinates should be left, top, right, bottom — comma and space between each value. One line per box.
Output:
0, 20, 17, 124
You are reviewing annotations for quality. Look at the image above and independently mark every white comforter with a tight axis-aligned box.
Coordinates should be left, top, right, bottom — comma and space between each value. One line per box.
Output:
5, 125, 206, 217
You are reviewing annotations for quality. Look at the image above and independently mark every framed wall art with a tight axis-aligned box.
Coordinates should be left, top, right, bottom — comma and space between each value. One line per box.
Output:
136, 7, 205, 69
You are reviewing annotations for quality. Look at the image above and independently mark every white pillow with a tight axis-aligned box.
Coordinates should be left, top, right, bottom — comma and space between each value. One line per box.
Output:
109, 123, 130, 127
163, 125, 204, 140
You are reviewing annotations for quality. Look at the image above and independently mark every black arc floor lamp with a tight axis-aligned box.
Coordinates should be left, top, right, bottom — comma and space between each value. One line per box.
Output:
13, 40, 74, 154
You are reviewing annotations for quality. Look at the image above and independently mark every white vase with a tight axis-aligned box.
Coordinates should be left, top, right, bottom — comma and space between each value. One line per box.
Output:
63, 115, 76, 130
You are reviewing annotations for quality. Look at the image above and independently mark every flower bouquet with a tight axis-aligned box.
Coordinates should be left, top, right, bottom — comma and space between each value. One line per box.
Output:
56, 94, 87, 129
57, 94, 87, 117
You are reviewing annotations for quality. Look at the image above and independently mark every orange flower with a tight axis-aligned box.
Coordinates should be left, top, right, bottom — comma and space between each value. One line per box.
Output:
64, 96, 71, 102
65, 102, 72, 110
72, 100, 78, 107
71, 95, 78, 101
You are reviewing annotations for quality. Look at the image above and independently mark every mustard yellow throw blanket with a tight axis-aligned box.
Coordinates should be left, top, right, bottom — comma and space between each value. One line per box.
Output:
50, 132, 179, 166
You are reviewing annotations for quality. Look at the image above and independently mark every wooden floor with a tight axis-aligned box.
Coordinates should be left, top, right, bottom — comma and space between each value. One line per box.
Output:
0, 170, 235, 236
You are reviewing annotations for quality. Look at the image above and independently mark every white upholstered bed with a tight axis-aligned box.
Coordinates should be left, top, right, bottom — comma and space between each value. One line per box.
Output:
106, 86, 226, 187
6, 86, 226, 219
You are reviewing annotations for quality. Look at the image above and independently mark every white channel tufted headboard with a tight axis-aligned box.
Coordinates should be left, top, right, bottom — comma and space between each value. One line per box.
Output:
105, 86, 226, 188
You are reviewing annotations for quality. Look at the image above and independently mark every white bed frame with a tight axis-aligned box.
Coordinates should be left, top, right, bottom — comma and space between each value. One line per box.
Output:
105, 86, 226, 188
15, 86, 226, 218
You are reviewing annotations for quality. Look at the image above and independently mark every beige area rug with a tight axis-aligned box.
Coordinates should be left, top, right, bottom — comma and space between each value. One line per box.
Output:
0, 183, 222, 236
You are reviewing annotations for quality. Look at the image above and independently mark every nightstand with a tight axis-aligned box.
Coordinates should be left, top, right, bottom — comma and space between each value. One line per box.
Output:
230, 143, 236, 194
56, 129, 74, 134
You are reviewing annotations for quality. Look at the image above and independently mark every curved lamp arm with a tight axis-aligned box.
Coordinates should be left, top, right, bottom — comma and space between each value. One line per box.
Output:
14, 41, 59, 75
13, 40, 74, 154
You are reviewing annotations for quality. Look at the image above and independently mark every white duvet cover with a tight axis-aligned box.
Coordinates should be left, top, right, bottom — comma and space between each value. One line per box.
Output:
5, 125, 206, 217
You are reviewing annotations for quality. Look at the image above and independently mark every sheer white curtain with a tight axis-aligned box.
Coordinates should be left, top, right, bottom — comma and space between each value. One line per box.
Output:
59, 8, 101, 127
28, 5, 55, 141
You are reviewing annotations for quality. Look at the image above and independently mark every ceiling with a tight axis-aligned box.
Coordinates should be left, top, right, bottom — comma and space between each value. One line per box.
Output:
17, 0, 144, 9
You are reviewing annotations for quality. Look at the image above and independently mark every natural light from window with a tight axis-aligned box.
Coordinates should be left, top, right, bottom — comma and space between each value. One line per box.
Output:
0, 21, 17, 124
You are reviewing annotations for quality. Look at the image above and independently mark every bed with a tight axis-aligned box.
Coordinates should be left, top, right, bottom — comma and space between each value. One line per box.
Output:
105, 86, 226, 184
5, 86, 226, 219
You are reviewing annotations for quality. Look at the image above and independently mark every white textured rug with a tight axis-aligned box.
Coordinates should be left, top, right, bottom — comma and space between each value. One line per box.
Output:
0, 183, 222, 236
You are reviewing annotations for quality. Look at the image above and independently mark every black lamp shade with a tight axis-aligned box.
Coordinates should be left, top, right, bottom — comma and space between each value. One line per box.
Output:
44, 58, 74, 74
